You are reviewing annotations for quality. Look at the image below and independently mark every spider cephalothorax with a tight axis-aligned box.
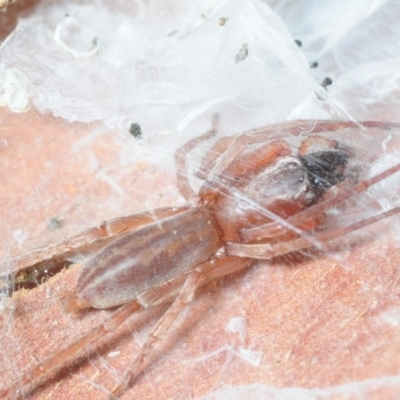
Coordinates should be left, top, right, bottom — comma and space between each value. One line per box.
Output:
204, 142, 353, 241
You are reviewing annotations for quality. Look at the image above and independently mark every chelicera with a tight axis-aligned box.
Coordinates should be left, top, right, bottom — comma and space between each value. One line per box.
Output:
1, 119, 400, 399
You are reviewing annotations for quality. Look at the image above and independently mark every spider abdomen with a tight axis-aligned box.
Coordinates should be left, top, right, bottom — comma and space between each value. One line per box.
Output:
76, 208, 222, 309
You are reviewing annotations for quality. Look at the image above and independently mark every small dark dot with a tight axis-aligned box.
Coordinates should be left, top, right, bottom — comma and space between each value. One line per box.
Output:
309, 61, 318, 69
48, 217, 63, 231
294, 39, 302, 47
129, 123, 143, 139
321, 77, 333, 88
235, 43, 249, 63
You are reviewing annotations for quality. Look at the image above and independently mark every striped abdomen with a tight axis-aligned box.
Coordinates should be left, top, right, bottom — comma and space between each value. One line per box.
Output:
76, 208, 221, 309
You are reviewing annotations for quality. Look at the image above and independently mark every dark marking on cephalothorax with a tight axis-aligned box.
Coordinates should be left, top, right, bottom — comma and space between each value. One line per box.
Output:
299, 149, 349, 201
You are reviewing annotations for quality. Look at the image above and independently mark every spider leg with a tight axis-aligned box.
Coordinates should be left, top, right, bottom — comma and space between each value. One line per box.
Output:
0, 253, 249, 399
241, 163, 400, 242
175, 115, 219, 201
109, 256, 251, 399
1, 206, 188, 276
0, 300, 143, 400
228, 206, 400, 259
0, 273, 191, 398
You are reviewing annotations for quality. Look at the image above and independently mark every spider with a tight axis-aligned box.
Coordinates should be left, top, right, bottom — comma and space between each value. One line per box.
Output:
1, 118, 400, 399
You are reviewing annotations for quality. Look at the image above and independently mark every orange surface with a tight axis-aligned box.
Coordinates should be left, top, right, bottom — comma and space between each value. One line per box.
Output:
0, 108, 400, 400
1, 4, 400, 397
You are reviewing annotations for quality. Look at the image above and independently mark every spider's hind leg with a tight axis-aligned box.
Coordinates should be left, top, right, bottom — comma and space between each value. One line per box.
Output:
109, 255, 251, 399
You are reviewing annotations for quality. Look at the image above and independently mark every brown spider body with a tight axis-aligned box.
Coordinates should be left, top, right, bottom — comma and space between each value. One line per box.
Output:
1, 119, 400, 399
72, 135, 350, 311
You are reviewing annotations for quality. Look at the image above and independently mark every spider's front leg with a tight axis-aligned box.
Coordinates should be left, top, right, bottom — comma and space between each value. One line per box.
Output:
228, 206, 400, 260
241, 162, 400, 242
